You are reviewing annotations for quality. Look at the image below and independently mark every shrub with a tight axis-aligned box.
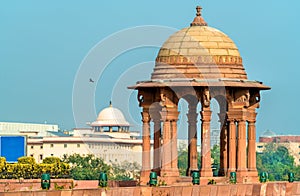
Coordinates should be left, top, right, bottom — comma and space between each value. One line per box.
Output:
0, 156, 70, 179
43, 157, 61, 164
18, 156, 36, 165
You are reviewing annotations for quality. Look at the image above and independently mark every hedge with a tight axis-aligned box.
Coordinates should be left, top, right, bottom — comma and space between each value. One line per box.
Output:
0, 156, 70, 179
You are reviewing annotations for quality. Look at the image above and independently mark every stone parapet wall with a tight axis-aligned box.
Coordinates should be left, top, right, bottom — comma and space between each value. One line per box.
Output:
0, 182, 300, 195
259, 136, 300, 143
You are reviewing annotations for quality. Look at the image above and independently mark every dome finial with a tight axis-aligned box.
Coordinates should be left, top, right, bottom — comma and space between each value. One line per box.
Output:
191, 5, 207, 26
109, 101, 112, 107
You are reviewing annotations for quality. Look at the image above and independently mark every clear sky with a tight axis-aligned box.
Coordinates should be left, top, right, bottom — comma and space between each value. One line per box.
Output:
1, 1, 300, 139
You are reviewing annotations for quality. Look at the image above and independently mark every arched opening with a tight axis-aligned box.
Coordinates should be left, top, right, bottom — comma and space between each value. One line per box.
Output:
177, 98, 189, 176
214, 95, 228, 177
210, 98, 221, 176
176, 95, 202, 177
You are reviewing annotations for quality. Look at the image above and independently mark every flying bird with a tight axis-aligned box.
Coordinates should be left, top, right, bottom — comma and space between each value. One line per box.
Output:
89, 78, 94, 83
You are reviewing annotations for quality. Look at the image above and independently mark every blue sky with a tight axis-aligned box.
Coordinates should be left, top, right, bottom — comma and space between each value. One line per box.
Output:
1, 1, 300, 139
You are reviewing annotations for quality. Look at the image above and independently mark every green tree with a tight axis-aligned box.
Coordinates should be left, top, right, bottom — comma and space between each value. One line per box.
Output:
62, 154, 111, 180
110, 161, 141, 181
257, 143, 295, 181
211, 145, 220, 176
177, 143, 201, 176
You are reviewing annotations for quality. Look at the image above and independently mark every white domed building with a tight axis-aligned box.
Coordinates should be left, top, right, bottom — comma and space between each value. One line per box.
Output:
28, 103, 150, 166
90, 103, 130, 133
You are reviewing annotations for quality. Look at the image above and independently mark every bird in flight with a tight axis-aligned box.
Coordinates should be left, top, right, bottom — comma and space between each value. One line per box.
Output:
89, 78, 94, 83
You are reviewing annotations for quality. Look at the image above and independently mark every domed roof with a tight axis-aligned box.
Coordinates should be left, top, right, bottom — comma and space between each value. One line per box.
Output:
261, 130, 276, 138
152, 25, 247, 80
129, 6, 270, 90
91, 104, 130, 127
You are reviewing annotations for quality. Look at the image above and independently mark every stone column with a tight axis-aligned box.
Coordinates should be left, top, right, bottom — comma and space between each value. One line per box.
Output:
171, 120, 179, 174
161, 118, 172, 170
227, 119, 236, 175
200, 108, 213, 177
218, 113, 228, 176
160, 108, 180, 178
153, 118, 161, 174
248, 120, 257, 173
140, 111, 151, 184
236, 120, 247, 175
187, 105, 198, 176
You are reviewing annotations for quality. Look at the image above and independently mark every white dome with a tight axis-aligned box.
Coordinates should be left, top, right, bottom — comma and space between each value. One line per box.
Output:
91, 105, 130, 127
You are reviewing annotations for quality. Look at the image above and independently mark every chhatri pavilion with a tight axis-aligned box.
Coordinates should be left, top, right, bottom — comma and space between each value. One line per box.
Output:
129, 5, 270, 184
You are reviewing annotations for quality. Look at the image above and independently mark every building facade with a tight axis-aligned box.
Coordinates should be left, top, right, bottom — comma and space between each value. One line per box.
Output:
257, 131, 300, 165
26, 104, 150, 166
0, 122, 59, 136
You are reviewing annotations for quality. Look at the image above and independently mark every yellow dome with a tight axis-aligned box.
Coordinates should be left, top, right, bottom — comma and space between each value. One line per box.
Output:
129, 6, 270, 90
152, 25, 247, 80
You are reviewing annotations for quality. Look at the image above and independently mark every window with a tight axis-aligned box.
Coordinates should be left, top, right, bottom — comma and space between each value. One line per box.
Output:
40, 154, 43, 160
40, 146, 43, 149
50, 144, 54, 148
31, 146, 34, 149
64, 144, 67, 148
77, 144, 80, 148
257, 146, 263, 149
30, 154, 33, 157
51, 154, 53, 156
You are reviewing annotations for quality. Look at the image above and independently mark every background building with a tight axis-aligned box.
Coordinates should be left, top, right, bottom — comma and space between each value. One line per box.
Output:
0, 122, 59, 136
4, 104, 150, 166
256, 130, 300, 165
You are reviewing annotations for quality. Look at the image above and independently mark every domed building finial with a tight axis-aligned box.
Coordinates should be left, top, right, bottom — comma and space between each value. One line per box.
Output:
191, 6, 207, 26
109, 101, 112, 107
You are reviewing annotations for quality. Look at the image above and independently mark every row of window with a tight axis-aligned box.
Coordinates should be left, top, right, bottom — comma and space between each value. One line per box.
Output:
30, 144, 81, 149
88, 143, 131, 150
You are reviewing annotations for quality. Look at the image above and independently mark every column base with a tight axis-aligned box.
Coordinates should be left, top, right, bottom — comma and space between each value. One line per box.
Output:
218, 168, 227, 176
236, 169, 259, 183
160, 168, 180, 177
152, 168, 161, 176
139, 170, 151, 185
200, 168, 213, 177
186, 167, 199, 176
159, 168, 180, 185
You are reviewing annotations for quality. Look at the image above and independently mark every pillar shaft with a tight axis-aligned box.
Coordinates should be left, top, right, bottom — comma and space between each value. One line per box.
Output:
228, 120, 236, 174
248, 121, 257, 171
237, 120, 247, 172
162, 120, 172, 169
187, 109, 198, 175
219, 115, 228, 176
200, 109, 212, 177
140, 111, 151, 180
171, 120, 179, 171
153, 119, 161, 173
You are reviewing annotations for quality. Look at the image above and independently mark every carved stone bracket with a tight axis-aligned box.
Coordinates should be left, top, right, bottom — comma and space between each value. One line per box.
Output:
159, 88, 179, 108
199, 88, 211, 108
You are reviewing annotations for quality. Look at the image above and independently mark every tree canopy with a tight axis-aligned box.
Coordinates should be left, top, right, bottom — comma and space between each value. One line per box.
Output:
257, 143, 300, 181
62, 154, 111, 180
62, 154, 140, 181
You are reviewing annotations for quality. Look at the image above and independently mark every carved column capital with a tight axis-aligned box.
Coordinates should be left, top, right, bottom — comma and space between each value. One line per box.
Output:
160, 108, 179, 122
141, 111, 151, 123
200, 109, 212, 122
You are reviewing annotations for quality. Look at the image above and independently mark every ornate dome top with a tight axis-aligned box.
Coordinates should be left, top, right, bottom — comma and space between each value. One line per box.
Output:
129, 6, 270, 90
152, 6, 246, 80
91, 103, 130, 127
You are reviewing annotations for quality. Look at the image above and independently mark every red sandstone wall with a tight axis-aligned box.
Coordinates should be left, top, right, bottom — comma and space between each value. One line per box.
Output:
0, 182, 300, 195
259, 136, 300, 143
